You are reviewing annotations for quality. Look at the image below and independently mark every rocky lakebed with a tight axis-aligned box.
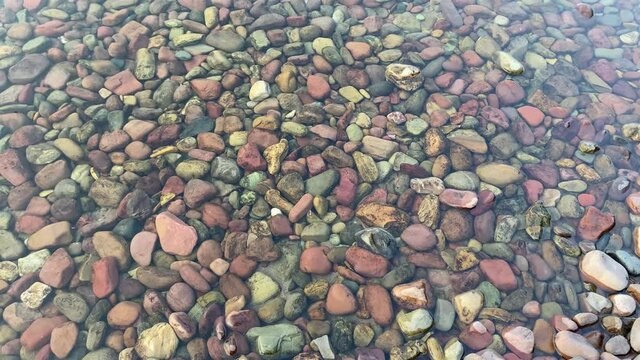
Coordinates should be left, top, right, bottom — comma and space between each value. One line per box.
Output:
0, 0, 640, 359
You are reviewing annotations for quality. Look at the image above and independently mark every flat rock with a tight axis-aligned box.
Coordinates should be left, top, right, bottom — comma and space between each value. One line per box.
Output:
580, 250, 628, 291
155, 212, 197, 256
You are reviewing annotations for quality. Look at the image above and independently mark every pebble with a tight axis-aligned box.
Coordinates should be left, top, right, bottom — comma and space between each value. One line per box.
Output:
580, 250, 629, 291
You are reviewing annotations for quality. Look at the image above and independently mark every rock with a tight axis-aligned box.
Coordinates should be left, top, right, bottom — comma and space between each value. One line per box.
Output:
246, 324, 305, 360
496, 80, 525, 105
580, 250, 628, 291
479, 259, 517, 291
307, 75, 331, 100
20, 281, 51, 309
400, 224, 437, 251
326, 283, 357, 315
8, 54, 50, 84
497, 51, 524, 75
0, 149, 32, 186
299, 246, 332, 275
39, 248, 74, 288
392, 279, 433, 310
0, 230, 25, 260
364, 284, 393, 326
130, 231, 157, 266
50, 322, 78, 358
355, 227, 397, 259
502, 326, 534, 358
554, 331, 599, 360
355, 202, 409, 235
205, 29, 246, 53
453, 290, 483, 324
345, 246, 390, 278
155, 211, 197, 256
385, 63, 423, 91
92, 257, 119, 298
27, 221, 72, 250
135, 323, 179, 359
20, 316, 67, 350
577, 207, 615, 241
439, 189, 478, 209
476, 162, 523, 186
247, 272, 280, 304
397, 309, 433, 338
89, 178, 128, 208
361, 136, 399, 160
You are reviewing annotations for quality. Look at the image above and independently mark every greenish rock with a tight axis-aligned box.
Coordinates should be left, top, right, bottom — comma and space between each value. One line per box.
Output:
240, 172, 268, 192
557, 195, 583, 218
175, 159, 210, 180
525, 203, 551, 240
367, 81, 394, 97
284, 292, 306, 320
17, 249, 49, 276
558, 180, 587, 192
41, 9, 70, 20
135, 48, 155, 81
210, 156, 241, 184
594, 47, 623, 60
23, 37, 51, 53
0, 230, 25, 260
248, 272, 280, 305
249, 30, 270, 51
540, 302, 563, 320
153, 79, 179, 109
25, 143, 61, 164
393, 13, 421, 32
174, 33, 203, 47
346, 123, 364, 141
482, 243, 515, 261
257, 297, 285, 324
246, 324, 305, 360
188, 291, 226, 319
54, 292, 90, 323
434, 299, 455, 331
404, 89, 428, 115
494, 215, 518, 243
477, 281, 501, 308
305, 169, 339, 196
397, 309, 433, 338
354, 323, 375, 347
281, 121, 308, 137
322, 46, 343, 66
406, 118, 428, 135
490, 133, 520, 159
443, 171, 480, 191
378, 49, 403, 62
86, 321, 106, 351
500, 288, 533, 311
475, 35, 500, 59
381, 263, 415, 289
553, 235, 581, 257
301, 222, 331, 242
84, 299, 112, 328
89, 178, 128, 208
339, 86, 364, 103
391, 152, 418, 171
330, 320, 354, 353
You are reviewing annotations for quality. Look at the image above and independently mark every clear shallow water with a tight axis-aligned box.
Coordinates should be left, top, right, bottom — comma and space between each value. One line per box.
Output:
0, 0, 639, 359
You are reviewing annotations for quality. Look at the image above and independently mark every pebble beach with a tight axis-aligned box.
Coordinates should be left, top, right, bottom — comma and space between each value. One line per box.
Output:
0, 0, 640, 359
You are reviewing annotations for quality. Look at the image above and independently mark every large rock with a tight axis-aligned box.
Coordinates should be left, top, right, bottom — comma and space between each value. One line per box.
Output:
580, 250, 628, 291
8, 54, 50, 84
554, 331, 598, 360
27, 221, 72, 250
246, 324, 305, 359
155, 212, 197, 256
135, 323, 179, 359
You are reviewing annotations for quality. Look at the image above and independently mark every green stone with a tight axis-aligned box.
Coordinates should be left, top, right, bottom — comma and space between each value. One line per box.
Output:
246, 324, 305, 360
393, 13, 421, 32
397, 309, 433, 338
477, 281, 501, 308
443, 171, 480, 191
540, 302, 564, 320
406, 118, 428, 135
305, 169, 339, 196
346, 123, 364, 141
281, 122, 308, 137
339, 86, 364, 103
257, 297, 285, 324
23, 37, 50, 53
301, 222, 331, 242
434, 298, 455, 331
404, 89, 428, 115
482, 243, 515, 261
284, 292, 306, 320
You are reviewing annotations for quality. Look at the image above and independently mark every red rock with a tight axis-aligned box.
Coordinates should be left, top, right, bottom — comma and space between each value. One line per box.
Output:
626, 192, 640, 215
289, 194, 314, 223
391, 279, 434, 309
34, 159, 69, 190
155, 211, 198, 256
526, 253, 555, 281
523, 161, 559, 188
462, 50, 484, 66
9, 125, 45, 148
345, 246, 390, 278
469, 190, 495, 216
310, 124, 337, 140
578, 194, 596, 207
191, 79, 222, 100
39, 248, 74, 288
518, 106, 545, 127
577, 207, 615, 241
184, 179, 217, 209
92, 257, 119, 298
400, 224, 437, 251
364, 284, 393, 326
201, 203, 230, 230
16, 214, 47, 234
522, 180, 544, 204
326, 283, 357, 315
496, 80, 525, 106
104, 70, 143, 96
0, 149, 32, 186
480, 106, 509, 128
460, 321, 493, 350
299, 246, 332, 275
27, 221, 72, 250
99, 130, 130, 152
237, 143, 266, 172
268, 214, 293, 237
307, 75, 330, 100
439, 189, 478, 208
50, 322, 78, 359
335, 168, 358, 206
107, 301, 141, 328
479, 259, 517, 291
345, 42, 372, 60
20, 316, 67, 351
130, 231, 157, 266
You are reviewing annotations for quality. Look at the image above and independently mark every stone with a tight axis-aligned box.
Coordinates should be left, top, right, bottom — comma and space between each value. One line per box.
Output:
479, 259, 517, 291
476, 163, 523, 186
400, 224, 437, 251
385, 63, 423, 91
246, 324, 305, 360
326, 283, 357, 315
247, 272, 280, 304
155, 211, 197, 256
397, 309, 433, 338
355, 202, 409, 235
345, 246, 390, 278
8, 54, 50, 84
50, 322, 78, 358
39, 248, 74, 288
580, 250, 628, 291
453, 290, 483, 324
135, 323, 179, 359
299, 246, 332, 275
27, 221, 72, 250
577, 207, 615, 241
554, 331, 598, 360
502, 326, 534, 358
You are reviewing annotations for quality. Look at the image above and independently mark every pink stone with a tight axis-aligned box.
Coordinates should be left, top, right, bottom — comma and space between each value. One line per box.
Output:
307, 75, 330, 100
310, 124, 337, 141
92, 257, 119, 298
626, 192, 640, 215
439, 189, 478, 209
191, 79, 222, 100
496, 80, 525, 106
155, 212, 197, 256
400, 224, 437, 251
522, 180, 544, 204
104, 70, 143, 96
479, 259, 517, 291
460, 321, 492, 350
518, 106, 545, 127
578, 193, 596, 207
201, 203, 230, 230
0, 149, 32, 186
502, 326, 534, 360
577, 207, 615, 241
39, 248, 74, 288
335, 168, 357, 206
325, 283, 357, 315
306, 154, 326, 176
345, 246, 389, 278
299, 246, 332, 275
522, 301, 540, 317
130, 231, 157, 266
236, 143, 266, 172
289, 194, 314, 223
